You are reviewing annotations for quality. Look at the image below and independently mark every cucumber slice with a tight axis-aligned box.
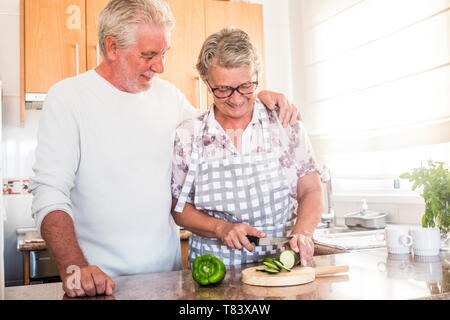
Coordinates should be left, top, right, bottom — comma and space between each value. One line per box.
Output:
264, 267, 280, 274
263, 261, 280, 271
263, 257, 275, 264
256, 267, 267, 272
273, 259, 291, 272
279, 249, 300, 269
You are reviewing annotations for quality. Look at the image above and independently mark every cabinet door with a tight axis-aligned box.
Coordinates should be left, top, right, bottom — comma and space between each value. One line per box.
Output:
24, 0, 86, 93
204, 1, 266, 107
159, 0, 207, 110
86, 0, 110, 71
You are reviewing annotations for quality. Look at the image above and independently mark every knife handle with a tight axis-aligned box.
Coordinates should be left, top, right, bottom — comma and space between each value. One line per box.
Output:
246, 235, 260, 246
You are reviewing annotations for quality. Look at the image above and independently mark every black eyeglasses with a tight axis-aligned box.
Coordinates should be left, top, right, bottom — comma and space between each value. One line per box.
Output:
206, 74, 259, 99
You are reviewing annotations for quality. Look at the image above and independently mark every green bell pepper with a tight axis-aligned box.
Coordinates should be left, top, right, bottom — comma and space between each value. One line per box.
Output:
192, 254, 226, 286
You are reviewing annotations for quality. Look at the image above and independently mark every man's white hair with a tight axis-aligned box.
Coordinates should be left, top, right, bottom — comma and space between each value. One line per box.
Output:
98, 0, 175, 59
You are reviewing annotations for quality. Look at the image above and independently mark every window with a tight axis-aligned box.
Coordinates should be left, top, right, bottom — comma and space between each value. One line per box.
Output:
296, 0, 450, 194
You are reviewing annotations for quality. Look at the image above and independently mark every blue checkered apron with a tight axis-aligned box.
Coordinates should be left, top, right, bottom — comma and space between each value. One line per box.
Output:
175, 102, 296, 267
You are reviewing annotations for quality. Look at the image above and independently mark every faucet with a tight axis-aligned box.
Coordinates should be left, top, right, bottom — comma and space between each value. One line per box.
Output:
319, 164, 335, 228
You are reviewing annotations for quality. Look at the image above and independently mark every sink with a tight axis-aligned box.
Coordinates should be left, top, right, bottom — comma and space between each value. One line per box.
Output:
313, 226, 386, 250
314, 226, 370, 235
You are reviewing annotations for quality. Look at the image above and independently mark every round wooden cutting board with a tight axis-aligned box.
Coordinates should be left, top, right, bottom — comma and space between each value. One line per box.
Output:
241, 265, 349, 287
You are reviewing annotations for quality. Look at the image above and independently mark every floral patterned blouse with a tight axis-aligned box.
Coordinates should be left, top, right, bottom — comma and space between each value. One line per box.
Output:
171, 100, 320, 210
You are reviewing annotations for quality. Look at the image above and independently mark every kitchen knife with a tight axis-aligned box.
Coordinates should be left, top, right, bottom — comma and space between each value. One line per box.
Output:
246, 235, 293, 246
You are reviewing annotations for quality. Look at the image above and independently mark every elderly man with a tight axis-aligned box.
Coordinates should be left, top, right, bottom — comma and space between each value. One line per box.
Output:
30, 0, 300, 298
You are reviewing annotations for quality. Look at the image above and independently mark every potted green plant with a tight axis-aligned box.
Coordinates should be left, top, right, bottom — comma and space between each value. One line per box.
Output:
400, 160, 449, 238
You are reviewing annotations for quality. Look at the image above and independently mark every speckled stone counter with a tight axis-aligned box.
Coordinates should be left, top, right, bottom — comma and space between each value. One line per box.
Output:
313, 244, 349, 255
5, 249, 449, 300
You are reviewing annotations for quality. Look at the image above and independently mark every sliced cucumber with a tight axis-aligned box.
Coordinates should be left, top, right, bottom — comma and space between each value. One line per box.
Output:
255, 265, 280, 274
263, 261, 280, 271
264, 267, 280, 274
273, 259, 291, 272
279, 249, 300, 269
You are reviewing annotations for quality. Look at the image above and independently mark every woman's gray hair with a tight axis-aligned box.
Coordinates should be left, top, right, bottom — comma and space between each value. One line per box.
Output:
98, 0, 175, 59
196, 27, 262, 81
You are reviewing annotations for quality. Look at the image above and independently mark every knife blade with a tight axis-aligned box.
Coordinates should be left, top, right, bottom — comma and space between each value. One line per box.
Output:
246, 235, 293, 246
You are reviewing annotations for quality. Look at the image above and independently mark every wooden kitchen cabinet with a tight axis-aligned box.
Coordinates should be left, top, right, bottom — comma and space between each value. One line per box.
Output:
180, 229, 192, 270
23, 0, 87, 95
159, 0, 207, 111
204, 0, 265, 87
86, 0, 209, 110
22, 0, 109, 92
161, 0, 266, 110
180, 239, 189, 270
20, 0, 265, 121
86, 0, 111, 71
204, 0, 266, 107
20, 0, 109, 122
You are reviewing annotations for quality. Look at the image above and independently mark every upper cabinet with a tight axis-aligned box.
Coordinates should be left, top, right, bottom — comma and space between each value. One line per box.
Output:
203, 0, 266, 108
159, 0, 207, 112
20, 0, 265, 122
21, 0, 108, 122
23, 0, 87, 95
23, 0, 110, 94
204, 0, 266, 90
85, 0, 111, 71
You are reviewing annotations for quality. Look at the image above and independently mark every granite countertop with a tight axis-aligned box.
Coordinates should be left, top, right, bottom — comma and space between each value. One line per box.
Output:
17, 228, 346, 255
17, 228, 194, 251
5, 249, 449, 300
17, 232, 47, 252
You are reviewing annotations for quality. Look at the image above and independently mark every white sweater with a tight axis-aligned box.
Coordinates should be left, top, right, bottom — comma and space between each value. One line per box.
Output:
30, 70, 197, 277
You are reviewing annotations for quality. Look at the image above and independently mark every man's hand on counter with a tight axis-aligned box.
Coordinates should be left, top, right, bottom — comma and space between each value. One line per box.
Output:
40, 211, 115, 297
63, 265, 115, 298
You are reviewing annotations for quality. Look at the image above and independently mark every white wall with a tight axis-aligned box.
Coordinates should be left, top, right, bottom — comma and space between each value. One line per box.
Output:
252, 0, 294, 101
288, 0, 308, 117
0, 0, 35, 287
1, 0, 40, 181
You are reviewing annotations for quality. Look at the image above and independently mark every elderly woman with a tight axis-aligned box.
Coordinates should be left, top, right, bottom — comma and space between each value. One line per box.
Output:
171, 27, 323, 267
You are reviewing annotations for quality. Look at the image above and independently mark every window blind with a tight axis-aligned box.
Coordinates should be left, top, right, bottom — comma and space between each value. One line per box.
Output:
296, 0, 450, 184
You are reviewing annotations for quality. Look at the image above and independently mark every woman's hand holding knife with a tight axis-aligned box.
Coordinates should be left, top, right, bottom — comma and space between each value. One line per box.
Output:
215, 221, 265, 252
215, 220, 314, 267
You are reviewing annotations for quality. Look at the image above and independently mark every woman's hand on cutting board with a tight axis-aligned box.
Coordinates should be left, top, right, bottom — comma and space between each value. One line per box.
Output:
288, 233, 315, 266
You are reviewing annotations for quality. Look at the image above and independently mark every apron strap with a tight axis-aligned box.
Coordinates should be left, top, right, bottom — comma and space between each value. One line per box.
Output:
257, 101, 272, 152
174, 111, 210, 213
173, 156, 198, 213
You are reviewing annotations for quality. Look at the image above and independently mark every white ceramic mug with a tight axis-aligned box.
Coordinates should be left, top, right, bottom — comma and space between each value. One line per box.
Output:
379, 227, 413, 254
411, 228, 441, 256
